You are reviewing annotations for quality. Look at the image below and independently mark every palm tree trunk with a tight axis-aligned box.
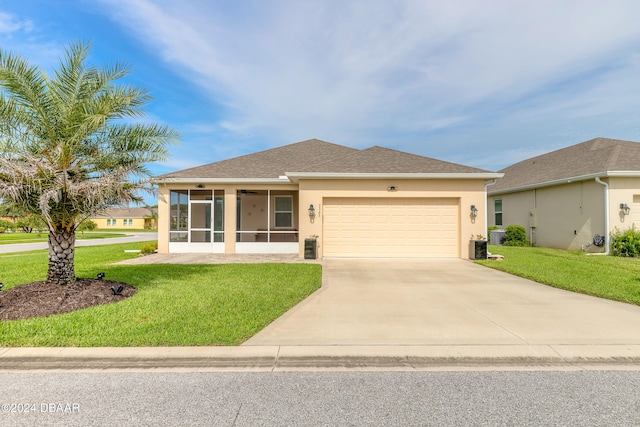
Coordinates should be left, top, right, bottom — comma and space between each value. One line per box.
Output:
47, 229, 76, 285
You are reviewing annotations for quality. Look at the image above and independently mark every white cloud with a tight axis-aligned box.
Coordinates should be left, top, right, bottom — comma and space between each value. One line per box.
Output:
0, 12, 33, 34
98, 0, 640, 168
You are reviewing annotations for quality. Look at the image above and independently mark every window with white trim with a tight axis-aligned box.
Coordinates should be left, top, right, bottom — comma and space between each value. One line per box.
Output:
494, 199, 503, 226
274, 196, 293, 228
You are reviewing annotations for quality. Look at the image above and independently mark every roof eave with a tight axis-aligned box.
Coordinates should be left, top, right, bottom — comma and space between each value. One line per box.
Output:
285, 172, 503, 183
153, 177, 293, 185
488, 171, 640, 196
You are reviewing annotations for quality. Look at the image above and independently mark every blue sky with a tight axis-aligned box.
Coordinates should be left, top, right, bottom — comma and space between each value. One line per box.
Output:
3, 0, 640, 187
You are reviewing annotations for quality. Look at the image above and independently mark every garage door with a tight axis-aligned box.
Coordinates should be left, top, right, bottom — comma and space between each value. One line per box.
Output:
322, 198, 459, 257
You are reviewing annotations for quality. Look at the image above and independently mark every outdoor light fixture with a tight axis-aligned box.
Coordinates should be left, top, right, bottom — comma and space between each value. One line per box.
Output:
620, 203, 631, 215
97, 272, 105, 280
387, 185, 398, 192
308, 204, 316, 218
111, 285, 124, 296
470, 205, 478, 218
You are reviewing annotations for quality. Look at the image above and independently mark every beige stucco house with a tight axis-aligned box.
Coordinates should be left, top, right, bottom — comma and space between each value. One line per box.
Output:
154, 139, 502, 259
92, 207, 157, 230
487, 137, 640, 252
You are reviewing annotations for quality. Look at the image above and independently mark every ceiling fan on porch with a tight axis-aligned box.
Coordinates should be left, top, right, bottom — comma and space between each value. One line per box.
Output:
239, 189, 259, 194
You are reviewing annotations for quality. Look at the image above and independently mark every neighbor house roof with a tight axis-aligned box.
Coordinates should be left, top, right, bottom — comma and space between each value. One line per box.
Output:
489, 137, 640, 195
155, 139, 501, 184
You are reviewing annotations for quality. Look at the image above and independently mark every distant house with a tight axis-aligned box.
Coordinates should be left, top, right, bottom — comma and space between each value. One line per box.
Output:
153, 139, 502, 259
91, 207, 157, 230
487, 137, 640, 252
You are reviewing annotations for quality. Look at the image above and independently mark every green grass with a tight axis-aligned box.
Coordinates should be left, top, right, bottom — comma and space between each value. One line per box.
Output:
476, 245, 640, 306
0, 242, 322, 346
0, 232, 127, 244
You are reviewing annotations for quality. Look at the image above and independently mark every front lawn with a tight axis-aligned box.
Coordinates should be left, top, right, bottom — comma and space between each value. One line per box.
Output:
476, 245, 640, 306
0, 243, 322, 346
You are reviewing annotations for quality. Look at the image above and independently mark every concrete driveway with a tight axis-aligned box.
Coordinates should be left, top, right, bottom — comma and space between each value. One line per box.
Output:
243, 258, 640, 346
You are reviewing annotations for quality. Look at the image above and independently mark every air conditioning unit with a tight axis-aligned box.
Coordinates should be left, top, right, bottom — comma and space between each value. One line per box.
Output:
490, 229, 506, 245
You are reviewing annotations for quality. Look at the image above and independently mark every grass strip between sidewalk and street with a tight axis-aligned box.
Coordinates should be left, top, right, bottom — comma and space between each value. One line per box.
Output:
0, 242, 322, 346
476, 245, 640, 306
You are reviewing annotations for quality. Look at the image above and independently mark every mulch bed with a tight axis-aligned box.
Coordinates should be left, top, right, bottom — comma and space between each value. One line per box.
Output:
0, 279, 137, 321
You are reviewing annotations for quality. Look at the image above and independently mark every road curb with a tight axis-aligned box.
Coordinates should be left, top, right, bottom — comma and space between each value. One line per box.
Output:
2, 345, 640, 371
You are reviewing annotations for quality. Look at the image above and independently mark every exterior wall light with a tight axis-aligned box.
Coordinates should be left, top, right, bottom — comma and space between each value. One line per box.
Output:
308, 204, 316, 218
470, 205, 478, 218
620, 203, 631, 215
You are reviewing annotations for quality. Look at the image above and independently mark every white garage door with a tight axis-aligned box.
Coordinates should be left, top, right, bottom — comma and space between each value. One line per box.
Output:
322, 198, 459, 257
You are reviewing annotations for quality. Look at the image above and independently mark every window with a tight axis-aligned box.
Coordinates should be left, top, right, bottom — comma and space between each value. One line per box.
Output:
106, 219, 113, 227
494, 199, 503, 226
124, 219, 133, 227
274, 196, 293, 228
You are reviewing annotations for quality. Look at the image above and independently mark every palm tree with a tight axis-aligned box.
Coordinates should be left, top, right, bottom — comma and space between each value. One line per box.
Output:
0, 42, 179, 285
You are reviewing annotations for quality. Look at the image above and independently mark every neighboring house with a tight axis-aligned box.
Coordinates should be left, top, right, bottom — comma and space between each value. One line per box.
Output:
91, 207, 157, 230
154, 139, 502, 259
487, 137, 640, 252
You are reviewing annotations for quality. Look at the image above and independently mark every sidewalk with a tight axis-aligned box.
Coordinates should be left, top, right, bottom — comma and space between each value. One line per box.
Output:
2, 345, 640, 371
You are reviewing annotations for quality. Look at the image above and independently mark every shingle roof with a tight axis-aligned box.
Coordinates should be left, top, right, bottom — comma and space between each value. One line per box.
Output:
156, 139, 359, 180
490, 137, 640, 194
298, 146, 489, 173
156, 139, 492, 181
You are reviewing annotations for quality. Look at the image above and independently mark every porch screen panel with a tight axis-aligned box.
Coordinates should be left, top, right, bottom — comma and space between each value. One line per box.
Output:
190, 202, 211, 242
214, 191, 224, 242
170, 190, 188, 242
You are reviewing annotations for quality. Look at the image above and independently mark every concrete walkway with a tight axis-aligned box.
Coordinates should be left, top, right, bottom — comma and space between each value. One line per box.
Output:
118, 252, 320, 265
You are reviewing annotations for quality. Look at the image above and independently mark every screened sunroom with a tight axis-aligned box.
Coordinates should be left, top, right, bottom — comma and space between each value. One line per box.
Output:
168, 188, 298, 254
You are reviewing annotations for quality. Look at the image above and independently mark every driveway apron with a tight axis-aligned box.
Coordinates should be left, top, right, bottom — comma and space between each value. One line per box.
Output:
243, 258, 640, 346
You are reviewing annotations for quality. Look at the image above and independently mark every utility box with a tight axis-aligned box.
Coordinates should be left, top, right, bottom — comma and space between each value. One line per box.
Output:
304, 238, 317, 259
490, 229, 506, 245
469, 240, 488, 260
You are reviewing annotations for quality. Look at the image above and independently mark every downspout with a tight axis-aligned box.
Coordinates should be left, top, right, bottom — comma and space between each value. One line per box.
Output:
594, 177, 610, 255
484, 179, 497, 237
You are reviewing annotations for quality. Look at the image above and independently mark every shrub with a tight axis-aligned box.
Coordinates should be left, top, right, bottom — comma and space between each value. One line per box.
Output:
141, 242, 158, 255
610, 226, 640, 257
503, 224, 530, 246
0, 219, 15, 233
77, 220, 97, 235
16, 215, 46, 233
